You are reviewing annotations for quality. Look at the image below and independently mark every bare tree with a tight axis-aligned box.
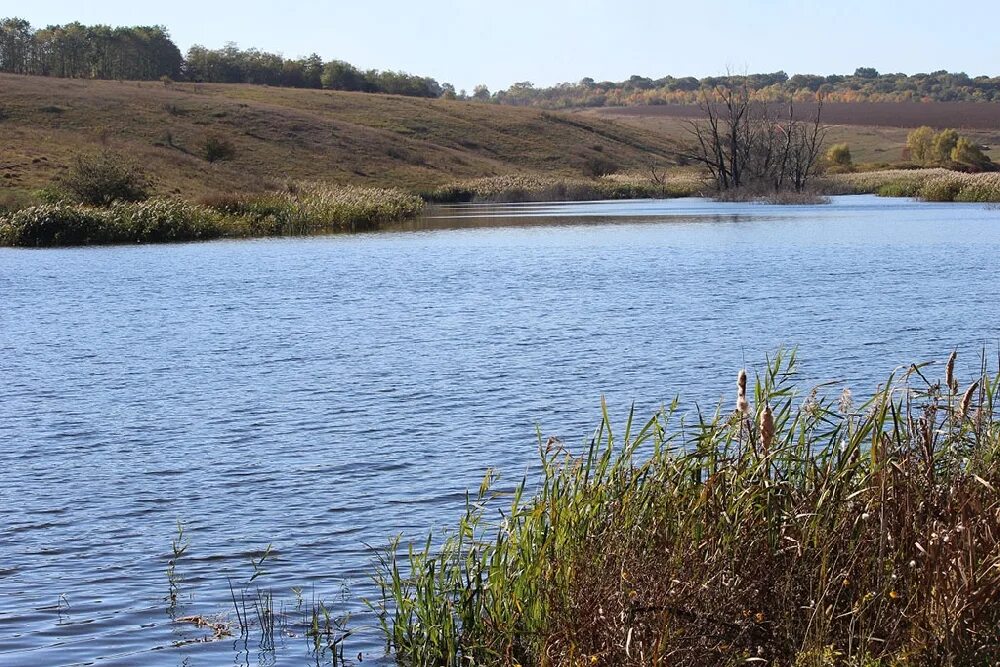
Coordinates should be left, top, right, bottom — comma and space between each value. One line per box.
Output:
679, 76, 827, 195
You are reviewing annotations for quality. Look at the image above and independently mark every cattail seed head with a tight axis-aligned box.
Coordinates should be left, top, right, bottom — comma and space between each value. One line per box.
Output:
759, 403, 774, 454
737, 369, 749, 415
946, 351, 958, 394
959, 380, 979, 419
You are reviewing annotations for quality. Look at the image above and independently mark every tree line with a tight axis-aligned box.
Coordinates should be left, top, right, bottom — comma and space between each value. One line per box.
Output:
0, 17, 449, 98
0, 18, 182, 80
493, 69, 1000, 108
7, 17, 999, 108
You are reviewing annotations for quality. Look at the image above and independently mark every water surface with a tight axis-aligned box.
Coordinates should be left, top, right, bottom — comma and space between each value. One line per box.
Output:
2, 196, 999, 665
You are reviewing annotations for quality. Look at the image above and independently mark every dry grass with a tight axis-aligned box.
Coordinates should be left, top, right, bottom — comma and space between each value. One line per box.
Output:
375, 350, 1000, 666
426, 171, 705, 203
828, 169, 1000, 201
0, 73, 677, 199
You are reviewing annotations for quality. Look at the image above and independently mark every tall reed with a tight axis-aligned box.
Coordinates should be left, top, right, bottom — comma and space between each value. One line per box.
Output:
0, 184, 424, 247
426, 173, 704, 203
373, 350, 1000, 666
829, 168, 1000, 202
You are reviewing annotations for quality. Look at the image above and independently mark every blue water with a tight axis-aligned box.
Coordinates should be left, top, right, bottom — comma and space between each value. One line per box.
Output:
1, 196, 998, 665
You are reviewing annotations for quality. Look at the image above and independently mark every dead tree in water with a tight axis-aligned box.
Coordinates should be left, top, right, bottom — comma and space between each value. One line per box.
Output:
680, 77, 827, 194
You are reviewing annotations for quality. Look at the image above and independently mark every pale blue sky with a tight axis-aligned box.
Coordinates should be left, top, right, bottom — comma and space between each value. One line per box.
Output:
11, 1, 1000, 91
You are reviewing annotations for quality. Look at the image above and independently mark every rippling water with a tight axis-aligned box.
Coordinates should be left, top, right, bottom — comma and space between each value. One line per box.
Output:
2, 196, 999, 665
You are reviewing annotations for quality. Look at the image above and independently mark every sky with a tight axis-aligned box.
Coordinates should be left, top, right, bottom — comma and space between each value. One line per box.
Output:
10, 0, 1000, 92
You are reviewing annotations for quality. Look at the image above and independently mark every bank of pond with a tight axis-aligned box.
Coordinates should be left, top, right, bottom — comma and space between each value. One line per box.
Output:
2, 169, 999, 247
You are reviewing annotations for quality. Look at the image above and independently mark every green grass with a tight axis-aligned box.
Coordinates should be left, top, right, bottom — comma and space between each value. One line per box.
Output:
373, 350, 1000, 666
0, 184, 423, 247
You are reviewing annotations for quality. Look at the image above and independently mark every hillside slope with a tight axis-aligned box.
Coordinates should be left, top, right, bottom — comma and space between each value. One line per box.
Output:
0, 74, 677, 198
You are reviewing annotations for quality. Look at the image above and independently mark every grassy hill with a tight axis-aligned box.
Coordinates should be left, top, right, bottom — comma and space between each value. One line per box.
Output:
0, 74, 679, 200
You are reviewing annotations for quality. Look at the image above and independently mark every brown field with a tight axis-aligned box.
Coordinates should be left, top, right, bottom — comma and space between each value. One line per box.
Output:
597, 102, 1000, 130
587, 102, 1000, 165
0, 74, 677, 199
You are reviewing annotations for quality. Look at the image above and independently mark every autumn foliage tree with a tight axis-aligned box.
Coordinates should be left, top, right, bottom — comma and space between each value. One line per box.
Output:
906, 126, 994, 171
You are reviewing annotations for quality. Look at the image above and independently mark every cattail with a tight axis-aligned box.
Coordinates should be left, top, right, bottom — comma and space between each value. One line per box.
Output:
737, 369, 750, 415
759, 403, 774, 455
946, 351, 958, 394
959, 380, 979, 420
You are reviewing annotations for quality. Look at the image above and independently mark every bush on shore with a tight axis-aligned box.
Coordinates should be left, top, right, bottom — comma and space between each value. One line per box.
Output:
375, 350, 1000, 666
57, 150, 153, 206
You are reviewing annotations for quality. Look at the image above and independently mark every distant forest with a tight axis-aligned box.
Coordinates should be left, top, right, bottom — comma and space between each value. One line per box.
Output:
494, 70, 1000, 108
0, 17, 447, 98
3, 17, 1000, 106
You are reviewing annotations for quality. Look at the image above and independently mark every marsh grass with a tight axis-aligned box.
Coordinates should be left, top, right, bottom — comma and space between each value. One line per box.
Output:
829, 168, 1000, 202
425, 173, 705, 203
374, 350, 1000, 666
0, 184, 423, 247
204, 183, 424, 235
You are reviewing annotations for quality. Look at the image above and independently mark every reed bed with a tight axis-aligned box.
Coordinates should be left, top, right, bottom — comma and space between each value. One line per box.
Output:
0, 199, 225, 246
426, 173, 704, 203
374, 350, 1000, 666
203, 183, 424, 235
829, 168, 1000, 202
0, 184, 423, 247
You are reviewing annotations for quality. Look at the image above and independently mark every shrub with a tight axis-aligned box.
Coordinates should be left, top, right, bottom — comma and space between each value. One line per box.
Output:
201, 134, 236, 163
824, 143, 853, 173
58, 150, 152, 206
580, 155, 618, 178
951, 137, 994, 172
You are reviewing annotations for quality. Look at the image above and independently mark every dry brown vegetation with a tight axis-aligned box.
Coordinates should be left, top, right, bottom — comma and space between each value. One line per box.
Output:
0, 73, 677, 200
598, 102, 1000, 130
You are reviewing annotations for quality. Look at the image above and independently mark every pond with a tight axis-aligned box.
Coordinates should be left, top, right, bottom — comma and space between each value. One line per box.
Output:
1, 196, 999, 665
